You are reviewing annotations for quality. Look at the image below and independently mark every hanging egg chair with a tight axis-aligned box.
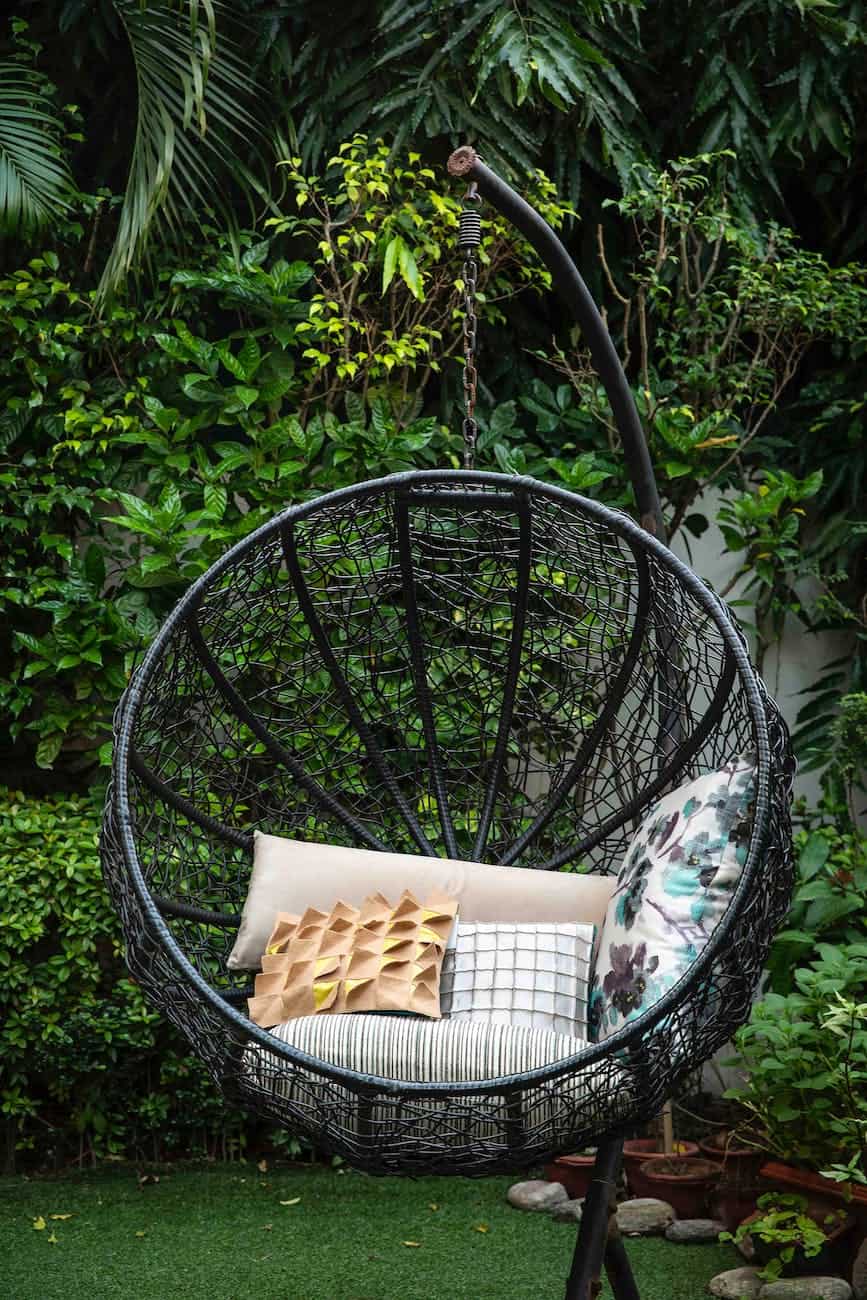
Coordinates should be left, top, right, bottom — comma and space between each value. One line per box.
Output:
101, 148, 795, 1300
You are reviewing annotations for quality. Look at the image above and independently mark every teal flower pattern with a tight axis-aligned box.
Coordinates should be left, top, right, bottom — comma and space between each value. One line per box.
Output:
589, 754, 755, 1042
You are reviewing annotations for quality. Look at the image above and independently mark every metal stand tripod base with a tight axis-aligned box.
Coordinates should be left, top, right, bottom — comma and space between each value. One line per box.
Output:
564, 1137, 640, 1300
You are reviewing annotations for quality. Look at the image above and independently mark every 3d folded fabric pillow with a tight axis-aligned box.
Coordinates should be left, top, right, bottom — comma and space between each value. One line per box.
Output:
247, 890, 458, 1028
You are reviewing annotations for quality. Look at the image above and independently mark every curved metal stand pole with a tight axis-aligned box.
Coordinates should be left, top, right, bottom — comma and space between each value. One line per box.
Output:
565, 1137, 640, 1300
447, 146, 666, 543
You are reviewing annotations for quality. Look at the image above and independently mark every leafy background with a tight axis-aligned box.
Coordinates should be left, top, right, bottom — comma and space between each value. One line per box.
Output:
0, 0, 865, 1172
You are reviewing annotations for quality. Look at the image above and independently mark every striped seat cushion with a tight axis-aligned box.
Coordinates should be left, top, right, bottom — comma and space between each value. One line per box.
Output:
264, 1013, 586, 1082
242, 1015, 631, 1151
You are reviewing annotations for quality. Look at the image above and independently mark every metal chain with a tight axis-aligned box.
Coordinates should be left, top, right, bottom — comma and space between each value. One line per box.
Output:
461, 250, 479, 469
458, 189, 482, 470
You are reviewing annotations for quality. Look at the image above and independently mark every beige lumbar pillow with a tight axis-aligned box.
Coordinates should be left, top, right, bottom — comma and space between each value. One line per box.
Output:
228, 833, 618, 971
247, 890, 458, 1029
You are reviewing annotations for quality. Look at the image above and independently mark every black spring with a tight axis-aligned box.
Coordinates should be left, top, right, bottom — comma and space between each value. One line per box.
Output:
457, 208, 482, 249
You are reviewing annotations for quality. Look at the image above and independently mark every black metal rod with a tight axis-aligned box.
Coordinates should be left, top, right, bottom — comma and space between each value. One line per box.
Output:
129, 748, 253, 850
448, 147, 666, 543
604, 1234, 642, 1300
394, 499, 461, 857
565, 1135, 627, 1300
281, 524, 437, 858
540, 646, 736, 871
185, 613, 391, 853
472, 488, 532, 861
499, 545, 650, 867
153, 894, 241, 928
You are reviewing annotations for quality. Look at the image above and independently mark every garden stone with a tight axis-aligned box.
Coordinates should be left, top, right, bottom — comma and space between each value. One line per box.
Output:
853, 1238, 867, 1300
551, 1198, 584, 1224
759, 1280, 852, 1300
665, 1218, 726, 1243
708, 1266, 763, 1298
616, 1197, 675, 1235
506, 1179, 569, 1212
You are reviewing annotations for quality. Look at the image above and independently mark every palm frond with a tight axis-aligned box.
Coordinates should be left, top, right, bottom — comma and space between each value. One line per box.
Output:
98, 0, 269, 301
0, 60, 76, 235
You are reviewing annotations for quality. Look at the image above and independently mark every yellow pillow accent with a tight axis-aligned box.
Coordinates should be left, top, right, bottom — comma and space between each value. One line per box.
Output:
312, 981, 337, 1009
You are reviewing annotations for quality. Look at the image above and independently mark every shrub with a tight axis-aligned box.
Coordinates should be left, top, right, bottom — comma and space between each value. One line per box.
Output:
0, 788, 259, 1170
726, 944, 867, 1180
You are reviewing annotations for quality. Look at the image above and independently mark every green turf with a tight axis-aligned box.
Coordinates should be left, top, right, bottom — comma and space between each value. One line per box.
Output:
0, 1165, 739, 1300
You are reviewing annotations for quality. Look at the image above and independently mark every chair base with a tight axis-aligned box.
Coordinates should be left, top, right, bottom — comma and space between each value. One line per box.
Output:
565, 1137, 640, 1300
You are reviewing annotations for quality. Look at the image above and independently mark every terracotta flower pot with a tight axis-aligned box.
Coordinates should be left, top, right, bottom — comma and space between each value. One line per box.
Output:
700, 1130, 765, 1190
622, 1138, 700, 1198
639, 1155, 723, 1218
545, 1151, 597, 1200
759, 1160, 867, 1254
710, 1183, 763, 1233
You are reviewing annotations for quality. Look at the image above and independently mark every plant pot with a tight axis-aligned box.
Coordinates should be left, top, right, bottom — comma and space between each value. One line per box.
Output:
740, 1201, 855, 1278
622, 1138, 700, 1198
759, 1160, 867, 1253
710, 1182, 762, 1233
545, 1151, 596, 1200
760, 1161, 867, 1213
700, 1130, 765, 1190
638, 1156, 723, 1218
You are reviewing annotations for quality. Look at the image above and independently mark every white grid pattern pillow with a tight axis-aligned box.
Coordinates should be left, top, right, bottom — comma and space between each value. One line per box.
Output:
439, 921, 593, 1039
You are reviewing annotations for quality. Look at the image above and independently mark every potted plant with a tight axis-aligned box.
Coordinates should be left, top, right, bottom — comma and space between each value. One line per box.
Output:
638, 1155, 723, 1217
622, 1137, 700, 1198
700, 1129, 766, 1231
721, 1192, 855, 1282
725, 943, 867, 1224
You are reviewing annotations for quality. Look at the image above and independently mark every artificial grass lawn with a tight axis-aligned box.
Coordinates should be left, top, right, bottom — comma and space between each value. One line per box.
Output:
0, 1164, 739, 1300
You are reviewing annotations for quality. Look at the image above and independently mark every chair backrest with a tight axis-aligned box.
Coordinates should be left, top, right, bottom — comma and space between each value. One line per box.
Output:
118, 472, 769, 979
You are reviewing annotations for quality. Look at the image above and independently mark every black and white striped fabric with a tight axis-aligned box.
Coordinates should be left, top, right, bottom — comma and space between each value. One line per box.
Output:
439, 921, 594, 1038
262, 1013, 585, 1082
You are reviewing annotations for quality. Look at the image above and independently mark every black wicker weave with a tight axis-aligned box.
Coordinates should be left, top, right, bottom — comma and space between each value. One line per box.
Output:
100, 148, 795, 1299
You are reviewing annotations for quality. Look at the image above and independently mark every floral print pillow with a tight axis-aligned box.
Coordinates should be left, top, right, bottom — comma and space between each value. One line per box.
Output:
589, 754, 755, 1042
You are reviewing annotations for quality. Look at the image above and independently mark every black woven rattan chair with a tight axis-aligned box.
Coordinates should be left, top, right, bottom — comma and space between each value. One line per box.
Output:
101, 149, 795, 1300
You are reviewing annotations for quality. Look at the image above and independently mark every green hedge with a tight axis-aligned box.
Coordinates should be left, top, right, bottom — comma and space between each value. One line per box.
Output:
0, 787, 290, 1171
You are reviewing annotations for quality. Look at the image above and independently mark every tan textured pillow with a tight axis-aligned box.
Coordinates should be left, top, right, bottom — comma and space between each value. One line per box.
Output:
247, 890, 457, 1028
228, 833, 618, 970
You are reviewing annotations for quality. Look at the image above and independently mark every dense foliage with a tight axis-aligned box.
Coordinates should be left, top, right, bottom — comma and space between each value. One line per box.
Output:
0, 788, 269, 1172
1, 3, 866, 1170
3, 140, 864, 782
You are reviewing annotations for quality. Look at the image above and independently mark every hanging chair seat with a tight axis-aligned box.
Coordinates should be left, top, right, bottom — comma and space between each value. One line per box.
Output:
242, 1015, 637, 1163
101, 469, 795, 1177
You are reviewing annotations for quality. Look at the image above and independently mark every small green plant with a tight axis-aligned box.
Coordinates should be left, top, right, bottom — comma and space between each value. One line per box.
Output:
720, 1191, 845, 1282
726, 945, 867, 1181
